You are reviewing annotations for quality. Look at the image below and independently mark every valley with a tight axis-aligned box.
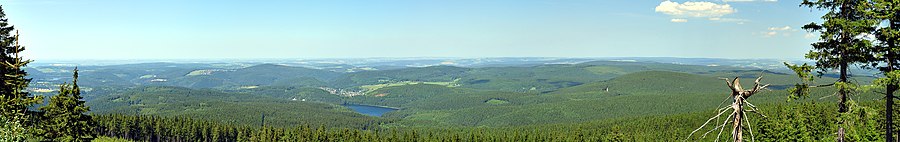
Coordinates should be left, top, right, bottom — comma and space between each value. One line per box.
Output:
22, 57, 886, 141
24, 58, 878, 130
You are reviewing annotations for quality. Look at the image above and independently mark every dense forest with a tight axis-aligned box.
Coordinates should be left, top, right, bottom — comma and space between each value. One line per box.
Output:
84, 101, 900, 141
7, 0, 900, 141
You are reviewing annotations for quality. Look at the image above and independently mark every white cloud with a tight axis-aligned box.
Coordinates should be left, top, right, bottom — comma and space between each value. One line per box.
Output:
804, 33, 816, 39
655, 1, 736, 18
722, 0, 777, 2
764, 31, 778, 37
768, 26, 791, 31
709, 17, 749, 23
762, 26, 800, 37
656, 1, 742, 23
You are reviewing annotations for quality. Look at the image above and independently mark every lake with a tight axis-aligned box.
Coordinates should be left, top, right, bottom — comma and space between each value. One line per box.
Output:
344, 104, 398, 117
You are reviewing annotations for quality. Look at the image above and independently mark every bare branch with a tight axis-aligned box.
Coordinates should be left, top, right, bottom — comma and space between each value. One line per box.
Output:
819, 92, 838, 100
691, 75, 768, 142
744, 100, 757, 108
702, 120, 729, 139
754, 75, 763, 85
745, 109, 767, 118
715, 112, 736, 142
721, 78, 734, 90
746, 76, 769, 95
689, 107, 732, 139
718, 106, 731, 112
715, 96, 731, 111
809, 83, 835, 88
744, 110, 755, 142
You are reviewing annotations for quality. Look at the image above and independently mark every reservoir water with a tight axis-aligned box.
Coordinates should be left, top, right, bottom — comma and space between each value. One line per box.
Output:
344, 104, 398, 117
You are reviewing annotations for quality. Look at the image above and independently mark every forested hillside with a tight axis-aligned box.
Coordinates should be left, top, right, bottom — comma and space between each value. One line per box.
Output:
8, 0, 900, 141
16, 57, 890, 141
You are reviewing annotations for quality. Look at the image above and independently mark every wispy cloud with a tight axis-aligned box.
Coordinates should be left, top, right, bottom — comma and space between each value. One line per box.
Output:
768, 26, 791, 31
761, 26, 799, 37
709, 17, 749, 24
670, 18, 688, 23
804, 33, 816, 39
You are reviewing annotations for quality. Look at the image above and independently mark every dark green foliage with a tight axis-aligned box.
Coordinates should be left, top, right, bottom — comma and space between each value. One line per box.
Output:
215, 64, 340, 86
346, 84, 464, 107
796, 0, 900, 141
868, 0, 900, 140
233, 86, 343, 103
361, 71, 795, 127
39, 68, 96, 141
92, 113, 629, 142
800, 0, 877, 70
89, 101, 897, 141
785, 62, 816, 100
757, 102, 887, 141
66, 60, 887, 141
0, 5, 42, 141
800, 0, 879, 113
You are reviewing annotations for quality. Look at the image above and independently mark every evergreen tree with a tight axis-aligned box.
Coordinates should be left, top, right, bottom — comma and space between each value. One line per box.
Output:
39, 68, 96, 142
797, 0, 877, 113
790, 0, 879, 141
0, 5, 42, 142
0, 115, 25, 141
870, 0, 900, 140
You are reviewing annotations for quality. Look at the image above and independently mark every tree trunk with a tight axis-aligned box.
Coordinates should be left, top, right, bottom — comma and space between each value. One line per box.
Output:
886, 16, 898, 142
888, 84, 896, 142
888, 43, 896, 142
837, 58, 848, 142
839, 61, 849, 113
732, 95, 744, 142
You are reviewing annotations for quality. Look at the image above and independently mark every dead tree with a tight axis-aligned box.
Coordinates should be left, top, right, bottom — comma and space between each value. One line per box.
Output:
688, 76, 769, 142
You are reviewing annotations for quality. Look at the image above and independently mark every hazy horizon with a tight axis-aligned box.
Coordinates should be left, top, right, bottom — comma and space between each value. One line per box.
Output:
26, 56, 808, 62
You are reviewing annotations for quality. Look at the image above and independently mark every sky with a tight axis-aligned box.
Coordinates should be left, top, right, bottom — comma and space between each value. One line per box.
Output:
4, 0, 823, 60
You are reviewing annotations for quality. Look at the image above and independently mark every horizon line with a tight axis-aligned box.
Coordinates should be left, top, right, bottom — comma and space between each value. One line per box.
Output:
28, 56, 809, 61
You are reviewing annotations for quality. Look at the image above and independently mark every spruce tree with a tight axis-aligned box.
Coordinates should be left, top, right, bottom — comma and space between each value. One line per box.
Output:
39, 68, 96, 142
0, 115, 25, 142
798, 0, 877, 113
789, 0, 879, 141
0, 5, 42, 142
870, 0, 900, 141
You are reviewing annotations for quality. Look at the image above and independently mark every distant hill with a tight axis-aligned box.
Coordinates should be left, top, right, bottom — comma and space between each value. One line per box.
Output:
375, 71, 797, 127
87, 86, 386, 128
39, 59, 877, 129
164, 64, 339, 88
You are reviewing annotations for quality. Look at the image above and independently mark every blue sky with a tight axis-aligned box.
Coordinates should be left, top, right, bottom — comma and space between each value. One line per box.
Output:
5, 0, 822, 60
